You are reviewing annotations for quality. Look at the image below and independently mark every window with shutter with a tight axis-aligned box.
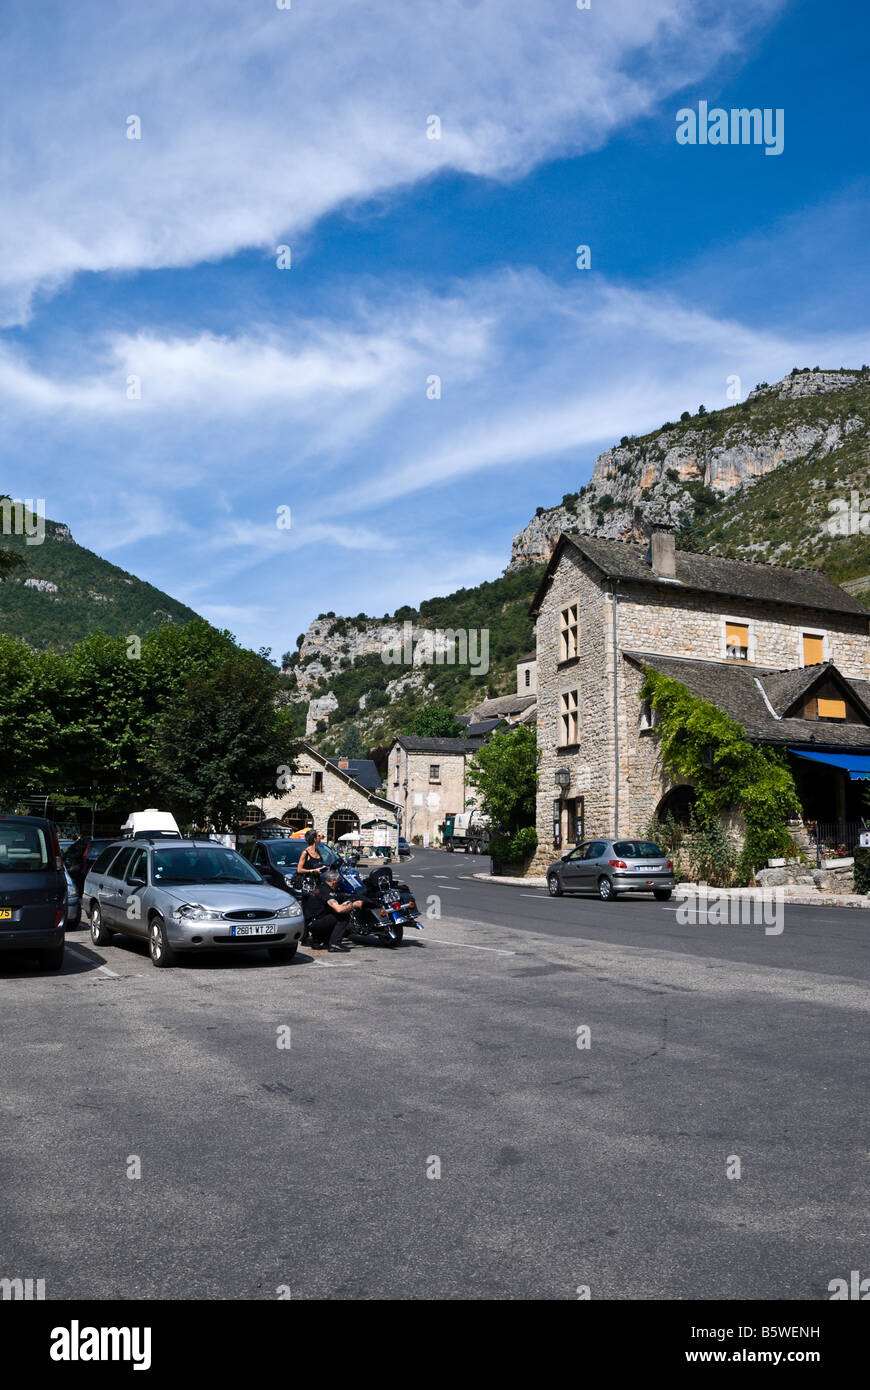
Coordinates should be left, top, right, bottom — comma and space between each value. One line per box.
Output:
817, 698, 846, 720
803, 634, 824, 666
725, 621, 749, 661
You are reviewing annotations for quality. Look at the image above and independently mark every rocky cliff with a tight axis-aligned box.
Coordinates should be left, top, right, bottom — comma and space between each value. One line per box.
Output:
508, 368, 870, 570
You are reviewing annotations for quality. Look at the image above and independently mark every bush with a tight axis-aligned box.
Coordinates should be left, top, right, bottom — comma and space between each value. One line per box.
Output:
490, 826, 538, 864
853, 847, 870, 895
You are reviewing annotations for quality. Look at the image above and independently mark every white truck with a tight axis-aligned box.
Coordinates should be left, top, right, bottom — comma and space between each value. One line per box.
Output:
441, 811, 490, 854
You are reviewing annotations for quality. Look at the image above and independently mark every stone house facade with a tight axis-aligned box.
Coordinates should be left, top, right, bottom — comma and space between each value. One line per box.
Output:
388, 737, 484, 845
528, 528, 870, 873
250, 743, 401, 851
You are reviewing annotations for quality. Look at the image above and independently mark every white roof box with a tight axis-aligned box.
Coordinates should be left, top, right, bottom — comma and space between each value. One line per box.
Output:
121, 809, 182, 840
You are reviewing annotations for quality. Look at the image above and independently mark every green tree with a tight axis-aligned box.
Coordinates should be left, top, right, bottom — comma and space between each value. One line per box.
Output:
405, 703, 464, 738
150, 645, 294, 828
466, 725, 537, 834
339, 723, 365, 759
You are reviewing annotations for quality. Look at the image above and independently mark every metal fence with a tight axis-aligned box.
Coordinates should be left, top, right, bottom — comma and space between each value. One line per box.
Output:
811, 821, 866, 864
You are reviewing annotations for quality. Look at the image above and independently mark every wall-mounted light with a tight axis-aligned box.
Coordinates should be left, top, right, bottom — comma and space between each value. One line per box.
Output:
555, 768, 571, 790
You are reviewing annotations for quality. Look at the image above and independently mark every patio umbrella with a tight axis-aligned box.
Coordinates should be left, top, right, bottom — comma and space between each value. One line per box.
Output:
338, 831, 362, 841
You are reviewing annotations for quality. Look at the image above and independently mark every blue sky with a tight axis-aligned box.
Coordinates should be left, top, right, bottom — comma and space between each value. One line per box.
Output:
1, 0, 868, 654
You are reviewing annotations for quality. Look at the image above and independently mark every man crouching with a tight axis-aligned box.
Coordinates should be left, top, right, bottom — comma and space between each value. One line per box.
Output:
302, 867, 364, 953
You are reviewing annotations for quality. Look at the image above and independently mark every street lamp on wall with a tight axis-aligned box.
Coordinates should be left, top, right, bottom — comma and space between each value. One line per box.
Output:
554, 768, 571, 791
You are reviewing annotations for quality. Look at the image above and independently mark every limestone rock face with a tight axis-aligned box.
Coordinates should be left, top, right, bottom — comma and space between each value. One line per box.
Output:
508, 368, 869, 571
305, 691, 338, 737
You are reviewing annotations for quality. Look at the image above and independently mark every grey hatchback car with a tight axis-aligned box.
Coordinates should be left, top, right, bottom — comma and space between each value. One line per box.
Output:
547, 838, 674, 902
83, 839, 305, 967
0, 814, 67, 970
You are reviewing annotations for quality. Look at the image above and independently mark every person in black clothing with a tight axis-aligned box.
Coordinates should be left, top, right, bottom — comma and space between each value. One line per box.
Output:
302, 868, 363, 953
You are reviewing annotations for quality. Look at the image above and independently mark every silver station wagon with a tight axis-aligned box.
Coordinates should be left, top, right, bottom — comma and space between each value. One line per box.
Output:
83, 839, 304, 967
546, 838, 675, 902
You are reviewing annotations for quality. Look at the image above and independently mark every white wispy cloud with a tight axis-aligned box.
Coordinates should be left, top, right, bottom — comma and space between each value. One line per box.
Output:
0, 0, 782, 323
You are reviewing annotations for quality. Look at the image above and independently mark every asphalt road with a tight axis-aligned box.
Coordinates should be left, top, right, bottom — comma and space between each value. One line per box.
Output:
1, 846, 867, 1301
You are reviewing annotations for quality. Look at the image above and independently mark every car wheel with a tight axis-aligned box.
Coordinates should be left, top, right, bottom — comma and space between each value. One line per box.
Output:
148, 914, 175, 968
547, 874, 563, 897
654, 889, 672, 901
38, 945, 65, 971
597, 876, 616, 902
89, 902, 113, 946
267, 944, 298, 963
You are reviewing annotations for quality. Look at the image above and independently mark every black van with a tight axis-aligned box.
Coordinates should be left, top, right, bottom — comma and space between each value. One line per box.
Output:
0, 815, 67, 970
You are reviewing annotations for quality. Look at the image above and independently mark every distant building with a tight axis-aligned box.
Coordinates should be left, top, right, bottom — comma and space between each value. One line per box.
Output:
387, 737, 484, 845
250, 743, 400, 851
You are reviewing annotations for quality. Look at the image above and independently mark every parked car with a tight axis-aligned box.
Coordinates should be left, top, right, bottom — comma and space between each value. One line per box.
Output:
245, 837, 343, 893
64, 867, 82, 929
397, 837, 411, 858
0, 814, 67, 970
63, 837, 117, 894
546, 838, 674, 902
83, 838, 305, 967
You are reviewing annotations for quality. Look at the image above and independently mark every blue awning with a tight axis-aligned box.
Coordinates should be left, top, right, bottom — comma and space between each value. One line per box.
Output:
790, 749, 870, 780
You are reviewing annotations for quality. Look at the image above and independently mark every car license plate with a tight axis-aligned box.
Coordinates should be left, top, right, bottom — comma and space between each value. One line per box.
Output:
0, 909, 11, 919
636, 865, 659, 872
231, 924, 278, 937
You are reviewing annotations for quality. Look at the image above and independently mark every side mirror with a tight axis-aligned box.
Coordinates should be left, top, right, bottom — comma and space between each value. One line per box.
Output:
129, 877, 146, 888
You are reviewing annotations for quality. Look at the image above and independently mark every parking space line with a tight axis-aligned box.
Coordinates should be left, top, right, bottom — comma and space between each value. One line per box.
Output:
424, 936, 516, 955
66, 944, 120, 978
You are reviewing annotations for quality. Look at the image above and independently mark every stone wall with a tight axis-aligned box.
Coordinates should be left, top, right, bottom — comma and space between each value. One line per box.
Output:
389, 745, 471, 845
529, 549, 617, 873
259, 754, 399, 849
615, 585, 870, 680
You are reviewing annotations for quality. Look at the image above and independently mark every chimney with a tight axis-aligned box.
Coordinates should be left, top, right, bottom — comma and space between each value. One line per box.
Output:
650, 526, 676, 579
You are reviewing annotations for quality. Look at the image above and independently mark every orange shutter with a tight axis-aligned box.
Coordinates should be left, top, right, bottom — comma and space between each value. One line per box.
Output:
803, 634, 824, 665
817, 698, 846, 719
726, 622, 748, 652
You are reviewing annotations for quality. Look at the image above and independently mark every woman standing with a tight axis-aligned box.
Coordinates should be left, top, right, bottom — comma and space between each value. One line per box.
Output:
297, 830, 326, 887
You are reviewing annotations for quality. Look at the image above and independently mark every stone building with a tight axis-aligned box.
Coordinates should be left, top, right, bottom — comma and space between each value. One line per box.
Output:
249, 744, 401, 851
528, 527, 870, 872
387, 737, 484, 845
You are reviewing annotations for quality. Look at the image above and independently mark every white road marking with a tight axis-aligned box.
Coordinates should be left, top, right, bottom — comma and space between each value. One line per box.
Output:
441, 886, 461, 891
424, 936, 516, 955
434, 875, 448, 879
411, 875, 424, 878
66, 944, 119, 978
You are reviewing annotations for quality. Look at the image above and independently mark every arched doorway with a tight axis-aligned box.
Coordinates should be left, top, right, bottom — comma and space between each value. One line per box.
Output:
655, 786, 696, 826
328, 809, 360, 844
281, 805, 313, 833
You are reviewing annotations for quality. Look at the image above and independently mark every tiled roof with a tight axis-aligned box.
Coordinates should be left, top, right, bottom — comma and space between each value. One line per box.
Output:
626, 652, 870, 748
468, 693, 537, 719
393, 737, 483, 754
326, 757, 382, 791
531, 534, 870, 618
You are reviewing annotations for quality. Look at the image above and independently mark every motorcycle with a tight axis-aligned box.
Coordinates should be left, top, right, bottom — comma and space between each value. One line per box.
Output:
339, 862, 423, 948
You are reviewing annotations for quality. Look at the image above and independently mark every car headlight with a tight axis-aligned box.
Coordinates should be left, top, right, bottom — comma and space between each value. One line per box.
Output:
275, 902, 301, 918
172, 904, 214, 922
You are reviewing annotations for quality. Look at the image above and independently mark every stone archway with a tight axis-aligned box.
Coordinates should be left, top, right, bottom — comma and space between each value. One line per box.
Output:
655, 785, 696, 826
328, 809, 360, 843
281, 805, 313, 833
